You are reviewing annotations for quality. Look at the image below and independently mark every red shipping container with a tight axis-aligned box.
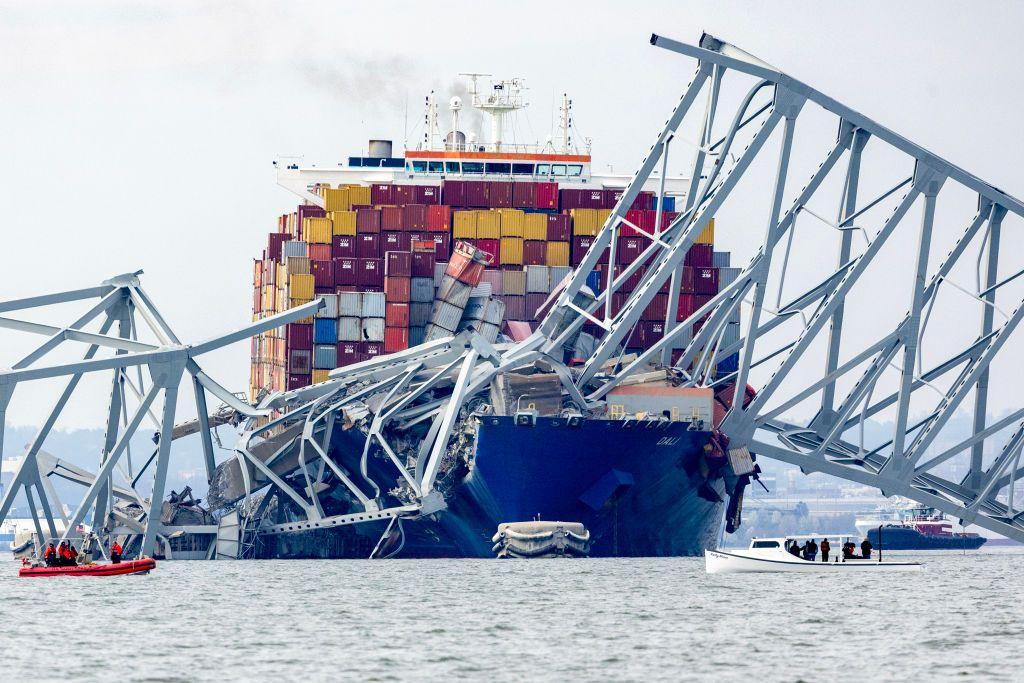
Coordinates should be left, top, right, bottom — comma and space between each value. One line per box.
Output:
661, 210, 680, 230
356, 234, 380, 259
384, 276, 411, 302
385, 251, 412, 277
359, 342, 383, 362
609, 264, 644, 293
512, 182, 537, 209
310, 259, 333, 288
308, 243, 331, 262
356, 209, 381, 234
416, 185, 440, 205
426, 204, 451, 232
336, 341, 359, 367
333, 257, 357, 286
526, 293, 548, 321
429, 233, 451, 260
501, 295, 527, 321
381, 206, 403, 232
403, 204, 428, 231
572, 235, 601, 266
677, 293, 698, 321
465, 181, 489, 207
616, 236, 645, 265
643, 293, 669, 321
607, 189, 654, 211
411, 250, 435, 278
384, 326, 410, 353
381, 231, 411, 253
523, 240, 546, 266
536, 182, 558, 209
394, 184, 416, 206
694, 267, 719, 295
371, 183, 395, 205
475, 238, 500, 265
680, 266, 697, 294
267, 233, 287, 261
488, 181, 513, 208
443, 180, 466, 207
287, 373, 311, 391
286, 323, 313, 350
686, 244, 714, 267
559, 188, 581, 210
546, 214, 571, 242
638, 320, 666, 347
358, 258, 384, 287
332, 235, 356, 259
446, 245, 485, 286
385, 302, 410, 327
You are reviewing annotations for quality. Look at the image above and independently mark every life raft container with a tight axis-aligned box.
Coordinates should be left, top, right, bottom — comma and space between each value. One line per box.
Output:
18, 557, 156, 578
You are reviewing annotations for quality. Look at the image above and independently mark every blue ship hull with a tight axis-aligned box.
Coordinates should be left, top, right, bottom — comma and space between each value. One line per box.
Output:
260, 416, 726, 559
867, 526, 986, 551
400, 416, 725, 557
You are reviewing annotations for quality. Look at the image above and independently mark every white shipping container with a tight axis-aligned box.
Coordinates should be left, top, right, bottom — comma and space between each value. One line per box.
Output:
430, 301, 464, 332
434, 262, 447, 288
437, 277, 472, 308
314, 293, 339, 319
526, 265, 549, 294
337, 317, 362, 342
483, 298, 505, 325
313, 344, 337, 369
720, 267, 741, 287
361, 317, 385, 342
409, 302, 432, 327
469, 282, 491, 298
338, 292, 362, 317
548, 266, 572, 291
502, 269, 526, 296
423, 323, 453, 343
282, 240, 308, 259
712, 251, 731, 268
463, 297, 489, 320
361, 292, 386, 318
478, 321, 499, 343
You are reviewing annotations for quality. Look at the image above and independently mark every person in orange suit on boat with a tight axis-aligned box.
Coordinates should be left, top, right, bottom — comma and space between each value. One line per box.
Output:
110, 540, 123, 564
43, 543, 57, 567
67, 542, 79, 566
57, 541, 71, 566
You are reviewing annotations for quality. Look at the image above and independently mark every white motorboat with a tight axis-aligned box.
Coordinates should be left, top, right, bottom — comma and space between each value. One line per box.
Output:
705, 535, 922, 574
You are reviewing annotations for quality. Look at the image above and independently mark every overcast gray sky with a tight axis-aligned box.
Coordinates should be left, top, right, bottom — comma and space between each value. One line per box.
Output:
2, 1, 1023, 429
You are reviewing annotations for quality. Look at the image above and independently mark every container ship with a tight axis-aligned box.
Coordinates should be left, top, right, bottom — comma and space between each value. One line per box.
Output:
230, 75, 747, 559
855, 502, 987, 551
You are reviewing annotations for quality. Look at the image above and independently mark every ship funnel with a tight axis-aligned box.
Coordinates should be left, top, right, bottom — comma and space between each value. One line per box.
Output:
368, 139, 393, 158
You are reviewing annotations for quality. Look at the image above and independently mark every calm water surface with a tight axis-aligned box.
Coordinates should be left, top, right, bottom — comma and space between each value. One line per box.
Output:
1, 548, 1021, 681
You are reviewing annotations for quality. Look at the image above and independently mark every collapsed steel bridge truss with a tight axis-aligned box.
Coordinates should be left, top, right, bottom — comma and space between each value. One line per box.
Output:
2, 33, 1023, 557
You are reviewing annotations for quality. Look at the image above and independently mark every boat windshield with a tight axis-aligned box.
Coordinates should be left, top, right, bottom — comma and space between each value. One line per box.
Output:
751, 540, 780, 549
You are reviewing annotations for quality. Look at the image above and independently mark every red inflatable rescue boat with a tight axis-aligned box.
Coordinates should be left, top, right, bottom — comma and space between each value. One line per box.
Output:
18, 557, 156, 578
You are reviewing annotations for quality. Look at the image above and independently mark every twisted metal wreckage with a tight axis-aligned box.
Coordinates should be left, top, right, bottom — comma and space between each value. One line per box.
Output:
2, 33, 1023, 561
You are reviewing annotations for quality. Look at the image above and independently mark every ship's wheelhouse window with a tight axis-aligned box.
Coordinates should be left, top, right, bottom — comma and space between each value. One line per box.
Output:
411, 160, 428, 173
552, 164, 567, 176
463, 162, 484, 174
536, 163, 551, 176
445, 162, 461, 174
609, 404, 626, 419
428, 161, 444, 173
512, 163, 534, 175
485, 162, 511, 174
752, 540, 780, 548
568, 164, 583, 177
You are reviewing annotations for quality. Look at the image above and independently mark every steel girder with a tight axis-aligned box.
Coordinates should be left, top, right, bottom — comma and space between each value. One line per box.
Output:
0, 272, 322, 559
537, 33, 1024, 542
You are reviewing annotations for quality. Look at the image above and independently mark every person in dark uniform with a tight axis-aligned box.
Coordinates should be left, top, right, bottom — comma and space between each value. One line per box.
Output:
806, 539, 818, 561
861, 538, 873, 559
788, 540, 803, 557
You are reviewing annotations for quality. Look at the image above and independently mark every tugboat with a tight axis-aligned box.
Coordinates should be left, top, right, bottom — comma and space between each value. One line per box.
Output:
855, 500, 987, 551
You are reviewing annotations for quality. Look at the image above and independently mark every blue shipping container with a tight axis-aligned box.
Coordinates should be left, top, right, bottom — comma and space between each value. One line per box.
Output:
586, 269, 602, 295
651, 196, 677, 212
716, 353, 740, 376
314, 317, 338, 344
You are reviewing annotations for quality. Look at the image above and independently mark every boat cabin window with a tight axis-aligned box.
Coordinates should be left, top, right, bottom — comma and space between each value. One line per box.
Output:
411, 160, 428, 173
536, 163, 550, 177
752, 540, 780, 549
512, 163, 535, 175
485, 162, 511, 175
568, 164, 583, 177
428, 161, 444, 173
551, 164, 567, 176
445, 162, 461, 174
463, 162, 484, 174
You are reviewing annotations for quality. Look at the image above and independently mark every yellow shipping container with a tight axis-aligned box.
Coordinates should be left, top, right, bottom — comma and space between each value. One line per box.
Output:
545, 241, 570, 267
499, 209, 525, 238
289, 298, 314, 324
500, 237, 524, 265
348, 184, 371, 206
452, 210, 478, 238
596, 209, 613, 231
276, 262, 287, 285
476, 210, 501, 239
303, 217, 333, 244
571, 208, 600, 236
312, 369, 331, 384
523, 213, 548, 241
323, 187, 351, 211
696, 217, 716, 245
285, 256, 310, 274
288, 273, 315, 301
330, 210, 357, 235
